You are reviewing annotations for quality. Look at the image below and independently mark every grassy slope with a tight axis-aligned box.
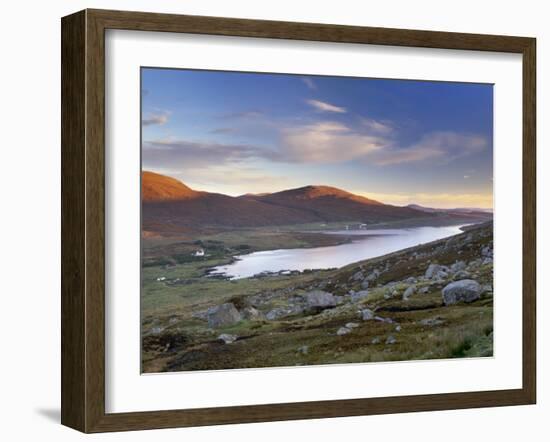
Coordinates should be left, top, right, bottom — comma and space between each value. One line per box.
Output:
142, 223, 493, 373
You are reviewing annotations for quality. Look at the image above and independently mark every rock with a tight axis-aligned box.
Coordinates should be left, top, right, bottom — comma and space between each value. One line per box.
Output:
450, 260, 467, 273
207, 303, 242, 328
402, 285, 416, 301
150, 326, 164, 335
351, 290, 369, 303
365, 269, 380, 282
304, 290, 336, 309
361, 280, 370, 290
361, 309, 375, 321
481, 257, 493, 265
217, 333, 237, 344
375, 316, 394, 324
334, 295, 345, 305
351, 270, 364, 281
404, 277, 417, 284
395, 325, 402, 332
419, 286, 429, 294
345, 322, 359, 329
442, 280, 482, 305
419, 317, 445, 327
266, 304, 304, 320
453, 270, 471, 280
385, 335, 397, 345
297, 345, 309, 355
241, 306, 263, 321
425, 263, 440, 279
481, 245, 493, 257
168, 317, 179, 325
371, 337, 381, 344
337, 326, 352, 336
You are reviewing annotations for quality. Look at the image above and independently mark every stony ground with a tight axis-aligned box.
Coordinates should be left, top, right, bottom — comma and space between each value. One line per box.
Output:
142, 222, 493, 373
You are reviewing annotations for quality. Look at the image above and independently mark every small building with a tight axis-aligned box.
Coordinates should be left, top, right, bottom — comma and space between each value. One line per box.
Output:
193, 248, 205, 257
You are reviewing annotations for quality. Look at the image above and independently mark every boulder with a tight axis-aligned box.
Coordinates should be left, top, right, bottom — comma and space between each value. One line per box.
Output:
385, 335, 397, 345
365, 269, 380, 282
371, 337, 381, 344
265, 304, 304, 320
297, 345, 309, 355
450, 260, 467, 273
207, 303, 242, 328
419, 317, 445, 327
442, 279, 482, 305
242, 306, 264, 321
402, 285, 416, 301
360, 280, 370, 290
304, 290, 336, 309
351, 270, 364, 281
361, 308, 375, 321
425, 263, 441, 279
337, 326, 352, 336
345, 322, 359, 329
217, 333, 238, 344
351, 290, 369, 303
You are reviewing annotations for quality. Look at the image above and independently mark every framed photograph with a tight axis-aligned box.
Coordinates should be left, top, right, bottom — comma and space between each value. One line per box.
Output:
61, 9, 536, 433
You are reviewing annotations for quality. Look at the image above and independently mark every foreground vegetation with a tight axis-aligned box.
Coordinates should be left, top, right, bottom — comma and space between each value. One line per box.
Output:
141, 222, 493, 373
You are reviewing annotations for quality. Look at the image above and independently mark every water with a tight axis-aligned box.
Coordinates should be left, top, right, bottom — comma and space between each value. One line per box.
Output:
210, 225, 466, 280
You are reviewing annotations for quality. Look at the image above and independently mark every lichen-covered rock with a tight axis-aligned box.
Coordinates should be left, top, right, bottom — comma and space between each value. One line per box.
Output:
402, 285, 416, 301
217, 333, 238, 344
303, 290, 336, 309
361, 308, 375, 321
350, 290, 369, 303
265, 304, 304, 320
241, 306, 264, 321
337, 326, 352, 336
442, 279, 482, 305
207, 303, 242, 328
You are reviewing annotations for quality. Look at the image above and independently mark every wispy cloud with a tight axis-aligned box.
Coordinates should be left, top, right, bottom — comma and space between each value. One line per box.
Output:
142, 138, 276, 169
221, 110, 263, 119
280, 121, 383, 163
143, 124, 487, 171
370, 132, 487, 166
301, 77, 317, 90
142, 111, 170, 127
209, 127, 235, 134
306, 99, 347, 113
360, 117, 394, 135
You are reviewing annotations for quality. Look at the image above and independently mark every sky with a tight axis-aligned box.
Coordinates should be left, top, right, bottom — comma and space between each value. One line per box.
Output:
141, 68, 493, 209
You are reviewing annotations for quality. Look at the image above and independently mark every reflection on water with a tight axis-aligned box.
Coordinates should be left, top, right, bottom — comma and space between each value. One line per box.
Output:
211, 225, 466, 280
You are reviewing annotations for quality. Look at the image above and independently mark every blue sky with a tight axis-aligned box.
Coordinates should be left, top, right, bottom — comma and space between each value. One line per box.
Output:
141, 68, 493, 208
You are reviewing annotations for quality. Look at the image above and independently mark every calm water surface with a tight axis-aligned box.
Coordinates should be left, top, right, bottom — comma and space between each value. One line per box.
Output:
210, 225, 466, 280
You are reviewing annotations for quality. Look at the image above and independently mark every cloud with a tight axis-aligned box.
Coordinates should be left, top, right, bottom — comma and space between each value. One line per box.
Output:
142, 111, 169, 127
370, 132, 488, 166
306, 99, 347, 113
301, 77, 317, 90
279, 121, 384, 163
142, 138, 276, 169
209, 127, 235, 134
221, 110, 263, 119
360, 117, 394, 135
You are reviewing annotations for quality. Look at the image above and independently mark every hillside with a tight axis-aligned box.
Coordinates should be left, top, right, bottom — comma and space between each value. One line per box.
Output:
142, 171, 201, 202
142, 222, 494, 372
142, 171, 432, 233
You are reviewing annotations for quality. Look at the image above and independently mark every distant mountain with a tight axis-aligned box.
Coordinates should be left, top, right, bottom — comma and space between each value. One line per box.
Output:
142, 172, 432, 233
406, 204, 493, 216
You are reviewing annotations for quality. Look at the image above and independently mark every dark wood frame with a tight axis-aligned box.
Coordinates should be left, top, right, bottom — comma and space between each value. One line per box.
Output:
61, 8, 536, 433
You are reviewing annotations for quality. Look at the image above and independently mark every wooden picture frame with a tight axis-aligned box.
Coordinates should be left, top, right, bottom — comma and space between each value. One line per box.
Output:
61, 8, 536, 433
